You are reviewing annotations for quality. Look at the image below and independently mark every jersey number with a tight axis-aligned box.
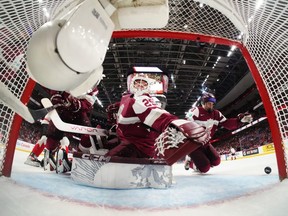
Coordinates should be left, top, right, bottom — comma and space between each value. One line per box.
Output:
143, 98, 155, 107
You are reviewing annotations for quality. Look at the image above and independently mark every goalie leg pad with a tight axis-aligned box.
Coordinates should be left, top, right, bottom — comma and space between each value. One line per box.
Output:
43, 149, 57, 171
56, 149, 72, 173
71, 152, 172, 189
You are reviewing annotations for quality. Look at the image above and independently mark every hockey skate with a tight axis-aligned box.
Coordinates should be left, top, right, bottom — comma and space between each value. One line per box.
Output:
43, 149, 56, 171
184, 159, 190, 170
56, 149, 72, 174
189, 161, 199, 172
24, 153, 41, 167
184, 159, 199, 172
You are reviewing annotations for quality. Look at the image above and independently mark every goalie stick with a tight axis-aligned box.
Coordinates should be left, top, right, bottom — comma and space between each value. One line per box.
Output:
0, 82, 64, 123
41, 98, 107, 136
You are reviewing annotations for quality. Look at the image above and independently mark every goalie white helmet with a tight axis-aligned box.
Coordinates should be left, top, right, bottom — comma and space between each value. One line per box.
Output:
128, 73, 155, 96
127, 66, 169, 97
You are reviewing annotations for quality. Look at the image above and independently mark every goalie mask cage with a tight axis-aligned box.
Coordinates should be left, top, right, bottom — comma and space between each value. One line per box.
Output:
0, 0, 287, 179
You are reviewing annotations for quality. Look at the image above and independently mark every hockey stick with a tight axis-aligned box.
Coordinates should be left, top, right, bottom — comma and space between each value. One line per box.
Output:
41, 98, 107, 136
232, 116, 267, 135
0, 82, 63, 123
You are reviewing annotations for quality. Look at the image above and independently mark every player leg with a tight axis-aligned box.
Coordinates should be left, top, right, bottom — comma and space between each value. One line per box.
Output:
56, 136, 72, 173
24, 145, 42, 167
189, 147, 211, 173
205, 144, 221, 167
184, 155, 191, 170
56, 149, 71, 173
24, 135, 47, 167
43, 137, 59, 171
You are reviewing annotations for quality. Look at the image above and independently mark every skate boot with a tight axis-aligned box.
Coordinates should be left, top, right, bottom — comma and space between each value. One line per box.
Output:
24, 153, 41, 167
189, 161, 199, 172
184, 159, 190, 170
56, 149, 72, 173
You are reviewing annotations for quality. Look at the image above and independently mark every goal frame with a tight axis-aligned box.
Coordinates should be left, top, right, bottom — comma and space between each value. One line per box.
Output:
3, 30, 286, 181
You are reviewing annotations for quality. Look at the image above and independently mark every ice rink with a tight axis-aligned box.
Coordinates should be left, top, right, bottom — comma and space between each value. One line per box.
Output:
1, 149, 288, 216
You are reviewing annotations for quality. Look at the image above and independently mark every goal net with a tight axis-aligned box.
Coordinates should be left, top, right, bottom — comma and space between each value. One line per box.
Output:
0, 0, 287, 179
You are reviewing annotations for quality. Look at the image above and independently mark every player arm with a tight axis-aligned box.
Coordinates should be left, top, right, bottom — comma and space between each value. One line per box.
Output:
220, 111, 253, 130
132, 95, 209, 144
132, 95, 178, 131
220, 117, 241, 130
79, 98, 93, 112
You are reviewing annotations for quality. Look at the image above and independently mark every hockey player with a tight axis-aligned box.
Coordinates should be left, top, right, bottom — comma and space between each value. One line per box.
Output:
106, 67, 210, 165
184, 92, 253, 173
230, 146, 237, 160
30, 88, 99, 173
24, 117, 49, 167
54, 88, 101, 173
104, 102, 121, 148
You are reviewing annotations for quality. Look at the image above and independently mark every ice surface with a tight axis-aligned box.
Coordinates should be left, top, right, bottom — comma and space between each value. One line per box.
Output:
0, 150, 287, 216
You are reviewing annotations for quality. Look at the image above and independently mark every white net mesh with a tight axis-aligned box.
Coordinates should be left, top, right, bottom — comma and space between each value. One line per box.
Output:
0, 0, 287, 177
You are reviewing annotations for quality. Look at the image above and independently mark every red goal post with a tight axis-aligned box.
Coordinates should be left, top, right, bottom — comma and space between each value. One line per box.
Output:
0, 0, 287, 179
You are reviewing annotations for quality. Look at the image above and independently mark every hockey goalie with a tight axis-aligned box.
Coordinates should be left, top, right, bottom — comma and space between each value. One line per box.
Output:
106, 67, 210, 163
70, 66, 210, 189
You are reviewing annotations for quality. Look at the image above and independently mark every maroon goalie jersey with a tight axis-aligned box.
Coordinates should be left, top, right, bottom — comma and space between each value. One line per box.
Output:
185, 106, 240, 138
116, 93, 178, 157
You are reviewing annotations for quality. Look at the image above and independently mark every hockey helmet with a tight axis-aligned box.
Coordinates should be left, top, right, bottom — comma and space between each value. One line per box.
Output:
127, 66, 169, 96
201, 92, 216, 105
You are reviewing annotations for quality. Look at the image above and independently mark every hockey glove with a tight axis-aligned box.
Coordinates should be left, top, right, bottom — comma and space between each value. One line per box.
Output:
169, 119, 211, 145
238, 112, 253, 123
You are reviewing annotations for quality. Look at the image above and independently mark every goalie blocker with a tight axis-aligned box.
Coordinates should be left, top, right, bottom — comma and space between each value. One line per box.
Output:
155, 119, 210, 165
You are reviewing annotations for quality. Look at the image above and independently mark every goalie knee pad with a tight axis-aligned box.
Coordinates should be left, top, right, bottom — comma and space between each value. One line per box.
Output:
60, 136, 70, 148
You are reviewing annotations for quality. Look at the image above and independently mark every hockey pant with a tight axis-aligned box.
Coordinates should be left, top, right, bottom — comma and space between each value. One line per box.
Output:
188, 143, 221, 173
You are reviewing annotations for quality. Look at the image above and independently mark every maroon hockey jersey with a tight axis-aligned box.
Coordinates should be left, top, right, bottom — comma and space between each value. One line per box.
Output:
116, 93, 178, 157
185, 106, 240, 138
